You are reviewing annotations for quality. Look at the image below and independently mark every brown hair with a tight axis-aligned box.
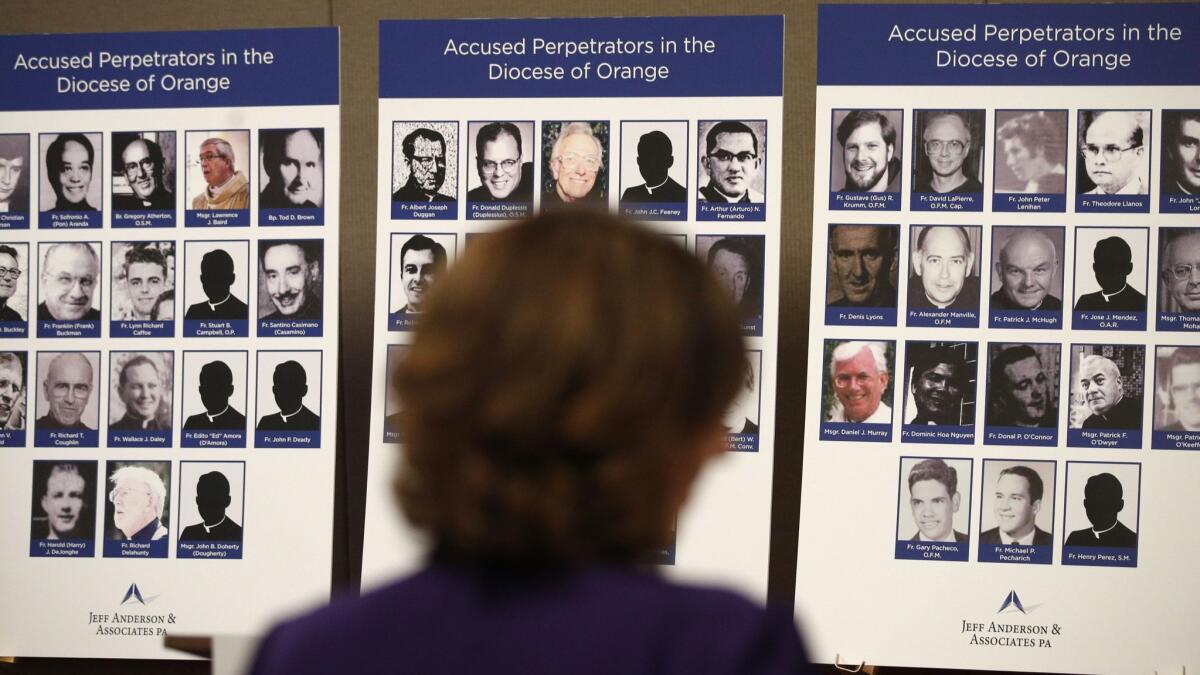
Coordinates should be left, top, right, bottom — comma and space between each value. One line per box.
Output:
394, 211, 745, 567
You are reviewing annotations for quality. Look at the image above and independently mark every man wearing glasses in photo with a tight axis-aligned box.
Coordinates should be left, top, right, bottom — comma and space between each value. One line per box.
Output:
916, 111, 982, 194
0, 244, 23, 322
468, 123, 533, 203
1161, 229, 1200, 313
393, 128, 454, 203
38, 243, 100, 322
699, 121, 763, 203
114, 138, 174, 210
192, 137, 250, 210
1080, 111, 1147, 196
543, 122, 605, 206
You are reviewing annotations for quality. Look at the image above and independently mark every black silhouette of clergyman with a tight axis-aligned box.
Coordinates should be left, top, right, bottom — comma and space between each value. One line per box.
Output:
620, 131, 687, 203
1064, 472, 1137, 548
184, 249, 249, 320
179, 471, 243, 541
256, 360, 320, 431
183, 361, 247, 431
1073, 237, 1147, 312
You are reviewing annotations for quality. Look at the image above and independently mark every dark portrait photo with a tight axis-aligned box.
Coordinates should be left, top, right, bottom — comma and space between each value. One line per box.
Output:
619, 121, 688, 204
183, 240, 249, 321
903, 341, 977, 427
541, 121, 609, 207
187, 130, 251, 211
181, 351, 248, 432
39, 132, 101, 212
826, 224, 898, 309
830, 109, 902, 193
908, 225, 981, 311
35, 351, 100, 432
822, 340, 895, 424
1068, 345, 1144, 431
1063, 462, 1139, 549
912, 110, 984, 195
392, 122, 457, 203
108, 351, 174, 432
31, 460, 97, 541
38, 242, 102, 322
985, 343, 1060, 429
178, 461, 245, 543
1158, 228, 1200, 314
990, 227, 1065, 311
257, 240, 323, 321
1077, 110, 1150, 196
0, 134, 31, 214
467, 121, 534, 204
896, 457, 972, 544
1072, 228, 1148, 313
0, 351, 27, 432
383, 344, 408, 443
0, 242, 30, 323
994, 110, 1067, 194
112, 131, 176, 210
112, 241, 175, 322
103, 460, 170, 543
696, 235, 764, 331
1154, 346, 1200, 433
697, 120, 765, 204
1162, 110, 1200, 196
260, 128, 324, 208
255, 351, 322, 432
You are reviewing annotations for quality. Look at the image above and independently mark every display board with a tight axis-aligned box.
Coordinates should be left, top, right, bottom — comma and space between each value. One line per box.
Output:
0, 28, 340, 659
795, 4, 1199, 673
361, 16, 784, 599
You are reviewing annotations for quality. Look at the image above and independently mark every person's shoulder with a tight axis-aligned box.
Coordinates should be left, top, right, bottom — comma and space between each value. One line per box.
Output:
179, 523, 206, 540
1064, 527, 1091, 547
1074, 290, 1103, 310
1033, 527, 1052, 546
1042, 294, 1063, 310
980, 527, 1000, 543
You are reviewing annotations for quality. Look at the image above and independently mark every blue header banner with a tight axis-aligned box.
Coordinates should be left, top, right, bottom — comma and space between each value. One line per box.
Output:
819, 4, 1200, 86
0, 27, 339, 111
379, 16, 784, 98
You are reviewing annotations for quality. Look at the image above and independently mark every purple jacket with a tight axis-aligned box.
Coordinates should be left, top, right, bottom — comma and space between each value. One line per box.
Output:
250, 562, 811, 675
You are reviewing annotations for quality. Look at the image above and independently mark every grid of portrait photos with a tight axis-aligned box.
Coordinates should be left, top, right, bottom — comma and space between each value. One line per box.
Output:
372, 113, 778, 570
3, 123, 336, 562
811, 107, 1200, 569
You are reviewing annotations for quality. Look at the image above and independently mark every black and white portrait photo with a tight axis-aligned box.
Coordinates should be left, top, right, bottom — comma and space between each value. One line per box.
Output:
724, 351, 762, 441
259, 128, 324, 209
183, 240, 250, 323
896, 457, 971, 545
187, 130, 251, 211
1063, 462, 1140, 553
392, 122, 457, 203
1162, 110, 1200, 196
912, 109, 984, 195
35, 351, 100, 434
1154, 346, 1200, 434
111, 241, 175, 323
1077, 110, 1150, 197
994, 111, 1067, 194
38, 241, 102, 325
698, 120, 765, 204
389, 233, 453, 329
182, 351, 248, 434
830, 109, 902, 194
40, 132, 101, 213
542, 121, 609, 206
112, 131, 176, 211
979, 459, 1055, 549
0, 134, 31, 217
103, 460, 170, 545
1158, 228, 1200, 316
903, 341, 977, 427
0, 351, 27, 435
1072, 228, 1148, 313
826, 224, 898, 309
0, 242, 29, 325
30, 460, 97, 543
907, 225, 981, 312
257, 240, 323, 321
619, 121, 688, 205
177, 461, 245, 545
1068, 345, 1144, 432
256, 350, 322, 435
989, 226, 1065, 312
467, 121, 534, 206
108, 351, 173, 433
383, 344, 407, 444
985, 343, 1060, 430
697, 235, 764, 335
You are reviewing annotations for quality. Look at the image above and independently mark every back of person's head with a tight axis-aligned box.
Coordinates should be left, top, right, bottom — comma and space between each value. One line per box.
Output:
395, 210, 745, 568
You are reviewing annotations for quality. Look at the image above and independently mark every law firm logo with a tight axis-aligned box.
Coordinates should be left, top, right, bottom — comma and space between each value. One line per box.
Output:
958, 590, 1060, 649
88, 583, 175, 638
120, 582, 158, 605
997, 589, 1027, 614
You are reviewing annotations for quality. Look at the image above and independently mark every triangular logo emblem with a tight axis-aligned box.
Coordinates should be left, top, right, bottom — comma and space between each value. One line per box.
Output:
997, 590, 1026, 614
121, 583, 146, 605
